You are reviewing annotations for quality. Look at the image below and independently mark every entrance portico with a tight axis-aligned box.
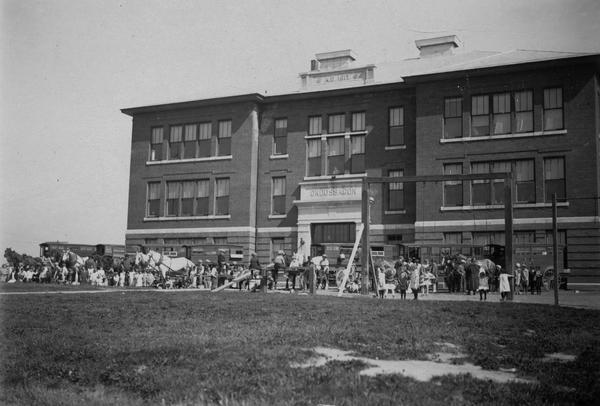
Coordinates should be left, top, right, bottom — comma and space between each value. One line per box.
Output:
294, 178, 364, 259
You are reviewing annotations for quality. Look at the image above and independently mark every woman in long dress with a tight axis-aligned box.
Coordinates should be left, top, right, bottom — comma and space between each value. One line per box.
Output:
409, 262, 420, 300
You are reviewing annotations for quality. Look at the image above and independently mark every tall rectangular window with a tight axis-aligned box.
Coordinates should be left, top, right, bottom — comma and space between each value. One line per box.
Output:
150, 127, 164, 161
515, 90, 533, 133
307, 139, 322, 177
471, 95, 489, 136
166, 181, 181, 216
217, 120, 232, 156
273, 118, 287, 155
308, 116, 322, 135
328, 113, 345, 133
443, 163, 463, 206
389, 107, 404, 145
492, 161, 511, 205
215, 178, 230, 215
388, 170, 404, 211
272, 177, 286, 215
196, 180, 210, 216
147, 182, 161, 217
198, 122, 212, 158
350, 135, 365, 174
544, 88, 563, 130
544, 157, 566, 202
492, 93, 511, 135
169, 126, 183, 160
327, 137, 345, 175
444, 97, 462, 139
471, 162, 491, 205
271, 238, 285, 257
183, 124, 197, 159
351, 112, 365, 132
515, 160, 535, 203
181, 181, 195, 216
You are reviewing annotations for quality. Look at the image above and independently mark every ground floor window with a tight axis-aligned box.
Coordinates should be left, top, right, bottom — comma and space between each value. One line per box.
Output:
311, 222, 356, 244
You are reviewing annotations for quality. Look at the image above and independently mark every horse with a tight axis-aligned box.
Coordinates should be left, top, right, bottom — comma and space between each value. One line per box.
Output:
61, 250, 88, 284
135, 250, 194, 282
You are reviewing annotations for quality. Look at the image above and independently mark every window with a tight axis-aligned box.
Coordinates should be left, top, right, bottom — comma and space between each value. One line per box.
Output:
351, 112, 365, 132
515, 160, 535, 203
492, 93, 511, 135
196, 180, 210, 216
471, 162, 491, 205
214, 237, 228, 246
217, 120, 231, 156
166, 181, 181, 216
147, 182, 161, 217
198, 122, 212, 158
386, 234, 403, 244
544, 88, 563, 130
150, 127, 163, 161
311, 223, 356, 244
544, 157, 566, 202
443, 232, 463, 244
389, 107, 404, 145
271, 238, 285, 257
307, 139, 322, 176
308, 116, 322, 135
388, 170, 404, 211
444, 97, 462, 139
491, 161, 511, 205
471, 96, 489, 136
443, 163, 463, 206
327, 137, 345, 175
472, 232, 505, 246
169, 126, 183, 160
273, 118, 287, 155
183, 124, 197, 159
215, 178, 230, 215
181, 181, 195, 216
328, 113, 345, 133
350, 135, 365, 173
515, 91, 533, 133
514, 231, 535, 244
271, 177, 286, 215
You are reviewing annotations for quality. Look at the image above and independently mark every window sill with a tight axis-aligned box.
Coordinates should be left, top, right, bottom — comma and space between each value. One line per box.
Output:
385, 145, 407, 151
439, 129, 567, 143
144, 215, 231, 221
440, 202, 569, 211
303, 173, 367, 181
304, 130, 367, 140
146, 155, 232, 165
270, 154, 289, 160
385, 210, 407, 215
268, 214, 287, 219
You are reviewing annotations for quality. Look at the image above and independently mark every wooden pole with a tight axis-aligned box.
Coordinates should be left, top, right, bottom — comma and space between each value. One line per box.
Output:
361, 178, 370, 295
553, 193, 559, 306
504, 173, 514, 300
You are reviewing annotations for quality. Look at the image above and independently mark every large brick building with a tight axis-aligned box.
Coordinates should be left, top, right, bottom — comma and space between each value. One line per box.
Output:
122, 36, 600, 282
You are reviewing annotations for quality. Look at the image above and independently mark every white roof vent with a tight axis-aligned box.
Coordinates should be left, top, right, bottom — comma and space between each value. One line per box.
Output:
415, 35, 462, 57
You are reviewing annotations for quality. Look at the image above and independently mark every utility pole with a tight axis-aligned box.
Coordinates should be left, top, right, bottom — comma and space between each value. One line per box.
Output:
361, 178, 370, 295
504, 173, 514, 300
553, 193, 559, 306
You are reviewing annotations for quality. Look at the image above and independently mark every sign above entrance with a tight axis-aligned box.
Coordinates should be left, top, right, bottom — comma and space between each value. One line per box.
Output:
300, 181, 362, 202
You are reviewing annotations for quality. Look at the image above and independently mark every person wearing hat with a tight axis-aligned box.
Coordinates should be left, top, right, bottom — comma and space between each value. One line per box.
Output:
477, 267, 490, 301
319, 254, 330, 290
273, 250, 286, 290
514, 263, 522, 295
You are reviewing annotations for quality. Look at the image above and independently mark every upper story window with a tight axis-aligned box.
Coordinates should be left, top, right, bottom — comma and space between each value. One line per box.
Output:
166, 181, 182, 216
515, 160, 535, 203
327, 137, 345, 175
180, 181, 196, 216
215, 178, 230, 215
470, 162, 491, 205
351, 112, 365, 132
195, 180, 210, 216
183, 124, 197, 159
217, 120, 232, 156
443, 163, 463, 206
492, 93, 511, 135
544, 157, 566, 202
388, 169, 404, 211
471, 96, 489, 136
150, 127, 163, 161
169, 126, 183, 160
146, 182, 161, 217
273, 118, 287, 155
444, 97, 462, 139
309, 116, 322, 135
307, 139, 322, 177
544, 88, 563, 130
198, 122, 212, 158
328, 113, 345, 133
350, 135, 365, 174
388, 107, 405, 146
514, 90, 533, 133
271, 177, 286, 215
491, 161, 511, 205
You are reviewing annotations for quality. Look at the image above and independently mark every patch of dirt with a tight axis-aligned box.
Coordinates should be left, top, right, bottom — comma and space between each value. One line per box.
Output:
542, 353, 576, 362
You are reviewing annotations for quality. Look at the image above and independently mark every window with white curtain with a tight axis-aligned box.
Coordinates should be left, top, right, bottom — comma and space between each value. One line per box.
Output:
544, 88, 563, 130
492, 93, 511, 135
515, 90, 533, 133
388, 169, 404, 211
272, 177, 286, 215
180, 181, 195, 216
215, 178, 230, 215
147, 182, 161, 217
150, 127, 163, 161
443, 163, 463, 206
166, 181, 181, 216
351, 112, 365, 132
307, 139, 322, 176
471, 162, 491, 205
492, 161, 511, 204
198, 122, 212, 158
217, 120, 231, 156
183, 124, 197, 159
350, 135, 365, 173
544, 157, 566, 201
308, 116, 322, 135
444, 97, 462, 139
328, 114, 345, 133
169, 126, 183, 160
327, 137, 345, 175
515, 160, 535, 203
196, 180, 210, 216
273, 118, 287, 155
389, 107, 404, 145
471, 96, 489, 136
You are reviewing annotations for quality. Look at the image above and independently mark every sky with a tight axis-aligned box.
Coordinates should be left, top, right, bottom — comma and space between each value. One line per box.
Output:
2, 0, 600, 257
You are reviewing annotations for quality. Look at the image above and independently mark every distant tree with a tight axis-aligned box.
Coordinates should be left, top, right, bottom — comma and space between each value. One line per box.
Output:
4, 248, 23, 268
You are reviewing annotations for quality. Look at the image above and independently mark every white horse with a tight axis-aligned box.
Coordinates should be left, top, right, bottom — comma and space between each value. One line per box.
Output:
61, 250, 88, 285
135, 250, 194, 280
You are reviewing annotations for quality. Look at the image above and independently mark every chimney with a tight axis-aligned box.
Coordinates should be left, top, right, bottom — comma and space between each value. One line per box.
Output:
310, 59, 319, 71
415, 35, 462, 57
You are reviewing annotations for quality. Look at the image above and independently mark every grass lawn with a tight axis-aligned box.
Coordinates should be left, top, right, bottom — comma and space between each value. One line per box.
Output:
1, 289, 599, 405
